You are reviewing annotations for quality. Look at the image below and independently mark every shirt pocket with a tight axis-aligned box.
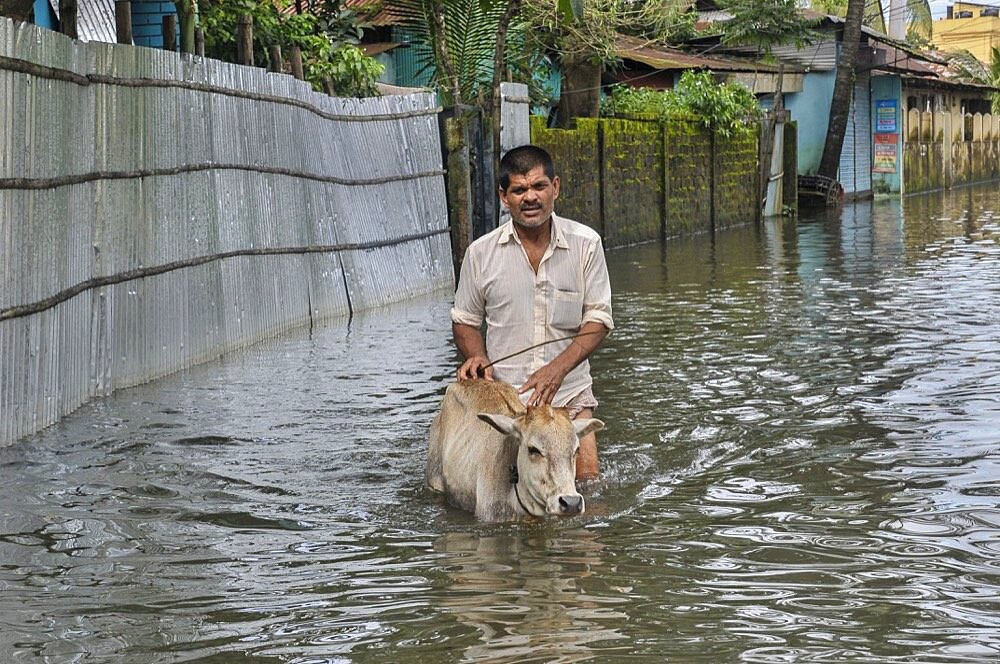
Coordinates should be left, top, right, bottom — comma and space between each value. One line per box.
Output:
550, 289, 584, 331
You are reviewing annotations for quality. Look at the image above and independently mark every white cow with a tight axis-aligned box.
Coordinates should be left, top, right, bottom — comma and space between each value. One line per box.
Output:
427, 379, 604, 522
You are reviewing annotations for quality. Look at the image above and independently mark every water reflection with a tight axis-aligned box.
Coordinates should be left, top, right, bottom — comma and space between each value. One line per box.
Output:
2, 184, 1000, 662
430, 529, 624, 663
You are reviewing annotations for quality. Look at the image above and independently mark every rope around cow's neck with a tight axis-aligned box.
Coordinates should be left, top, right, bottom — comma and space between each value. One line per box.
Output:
481, 330, 604, 371
510, 464, 535, 515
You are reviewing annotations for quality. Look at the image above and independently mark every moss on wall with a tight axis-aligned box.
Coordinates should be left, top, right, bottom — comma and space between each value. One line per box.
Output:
530, 115, 765, 247
601, 118, 663, 246
714, 130, 759, 230
664, 118, 712, 237
530, 115, 601, 232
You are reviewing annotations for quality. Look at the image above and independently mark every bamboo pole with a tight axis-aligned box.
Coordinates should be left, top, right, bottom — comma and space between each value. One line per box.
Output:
58, 0, 78, 39
236, 14, 254, 66
268, 45, 283, 73
114, 0, 132, 44
290, 46, 304, 80
162, 14, 176, 52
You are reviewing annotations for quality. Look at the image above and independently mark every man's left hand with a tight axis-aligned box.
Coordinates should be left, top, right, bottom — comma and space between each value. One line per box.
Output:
519, 360, 571, 407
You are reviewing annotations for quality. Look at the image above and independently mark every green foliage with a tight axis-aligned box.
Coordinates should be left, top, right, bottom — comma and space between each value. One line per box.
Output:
196, 0, 383, 97
310, 43, 385, 97
391, 0, 513, 105
601, 71, 762, 137
718, 0, 820, 56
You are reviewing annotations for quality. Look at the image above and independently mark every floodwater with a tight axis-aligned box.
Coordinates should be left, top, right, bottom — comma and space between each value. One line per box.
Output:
3, 184, 1000, 663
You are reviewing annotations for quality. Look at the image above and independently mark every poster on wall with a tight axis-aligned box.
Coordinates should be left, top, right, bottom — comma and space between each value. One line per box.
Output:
873, 133, 898, 172
876, 99, 898, 133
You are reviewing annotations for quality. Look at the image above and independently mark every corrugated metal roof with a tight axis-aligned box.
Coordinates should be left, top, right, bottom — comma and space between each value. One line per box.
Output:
616, 34, 795, 73
344, 0, 406, 26
50, 0, 117, 43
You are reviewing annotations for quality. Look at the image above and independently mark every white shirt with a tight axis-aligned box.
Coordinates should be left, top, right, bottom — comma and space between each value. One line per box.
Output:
451, 214, 614, 406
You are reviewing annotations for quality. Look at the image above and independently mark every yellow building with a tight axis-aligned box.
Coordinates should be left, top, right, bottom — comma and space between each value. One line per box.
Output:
933, 1, 1000, 62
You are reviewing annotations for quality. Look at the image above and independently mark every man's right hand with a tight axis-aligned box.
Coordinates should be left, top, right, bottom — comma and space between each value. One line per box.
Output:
457, 355, 494, 381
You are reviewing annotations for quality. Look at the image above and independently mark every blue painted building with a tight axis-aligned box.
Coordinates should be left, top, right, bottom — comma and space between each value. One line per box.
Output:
28, 0, 179, 48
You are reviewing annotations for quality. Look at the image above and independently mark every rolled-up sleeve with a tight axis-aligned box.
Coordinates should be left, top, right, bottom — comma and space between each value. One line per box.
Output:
581, 238, 614, 331
451, 246, 485, 327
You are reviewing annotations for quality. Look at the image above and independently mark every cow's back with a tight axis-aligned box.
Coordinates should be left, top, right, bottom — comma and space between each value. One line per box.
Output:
427, 380, 524, 516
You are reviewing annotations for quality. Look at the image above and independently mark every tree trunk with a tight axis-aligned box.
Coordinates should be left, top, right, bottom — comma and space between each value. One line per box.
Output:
818, 0, 865, 179
429, 1, 461, 105
490, 0, 523, 181
0, 0, 34, 22
556, 54, 601, 129
175, 0, 197, 54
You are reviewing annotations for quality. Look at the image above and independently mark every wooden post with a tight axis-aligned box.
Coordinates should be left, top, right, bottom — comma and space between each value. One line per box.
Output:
175, 0, 196, 53
323, 77, 335, 96
290, 46, 304, 80
59, 0, 78, 39
195, 27, 205, 57
236, 14, 254, 66
114, 0, 132, 44
162, 14, 176, 52
268, 45, 283, 73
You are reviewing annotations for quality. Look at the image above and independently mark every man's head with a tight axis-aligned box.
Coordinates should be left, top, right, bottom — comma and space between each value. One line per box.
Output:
499, 145, 560, 231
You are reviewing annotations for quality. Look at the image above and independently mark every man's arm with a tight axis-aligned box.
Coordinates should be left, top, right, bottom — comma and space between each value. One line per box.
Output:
519, 321, 609, 406
453, 322, 494, 380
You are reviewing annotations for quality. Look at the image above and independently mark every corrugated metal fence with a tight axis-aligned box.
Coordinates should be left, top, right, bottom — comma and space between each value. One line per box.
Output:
0, 19, 452, 445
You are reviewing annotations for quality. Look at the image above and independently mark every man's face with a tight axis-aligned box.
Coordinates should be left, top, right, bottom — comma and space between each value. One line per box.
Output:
499, 166, 560, 230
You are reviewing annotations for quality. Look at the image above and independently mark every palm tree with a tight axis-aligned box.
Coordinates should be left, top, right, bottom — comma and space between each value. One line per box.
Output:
819, 0, 865, 178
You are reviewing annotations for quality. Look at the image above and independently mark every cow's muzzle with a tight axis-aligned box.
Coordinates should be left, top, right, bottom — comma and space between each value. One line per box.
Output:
557, 494, 584, 516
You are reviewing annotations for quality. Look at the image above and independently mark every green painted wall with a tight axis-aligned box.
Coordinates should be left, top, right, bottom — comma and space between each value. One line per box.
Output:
531, 116, 764, 247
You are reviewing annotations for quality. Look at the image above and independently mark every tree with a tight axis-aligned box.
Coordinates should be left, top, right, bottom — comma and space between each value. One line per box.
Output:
818, 0, 865, 178
943, 47, 1000, 113
197, 0, 383, 96
515, 0, 696, 128
719, 0, 820, 56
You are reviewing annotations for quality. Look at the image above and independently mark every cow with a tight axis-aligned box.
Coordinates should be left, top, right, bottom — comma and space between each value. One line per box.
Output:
427, 379, 605, 522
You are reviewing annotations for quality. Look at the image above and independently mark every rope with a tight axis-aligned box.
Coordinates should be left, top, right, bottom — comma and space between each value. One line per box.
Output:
0, 163, 445, 192
0, 227, 449, 321
0, 54, 441, 123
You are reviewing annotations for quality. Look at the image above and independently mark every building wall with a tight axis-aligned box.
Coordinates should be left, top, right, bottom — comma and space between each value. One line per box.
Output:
32, 0, 56, 28
932, 13, 1000, 62
130, 0, 177, 48
871, 75, 904, 194
784, 69, 836, 175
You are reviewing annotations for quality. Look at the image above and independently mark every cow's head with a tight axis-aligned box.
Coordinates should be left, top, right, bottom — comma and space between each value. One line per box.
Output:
478, 406, 604, 517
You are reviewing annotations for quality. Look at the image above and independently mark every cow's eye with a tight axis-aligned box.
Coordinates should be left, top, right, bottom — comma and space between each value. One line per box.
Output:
528, 446, 542, 457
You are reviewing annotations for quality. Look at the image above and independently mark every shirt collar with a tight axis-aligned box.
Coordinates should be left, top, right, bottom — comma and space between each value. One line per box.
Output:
497, 214, 569, 249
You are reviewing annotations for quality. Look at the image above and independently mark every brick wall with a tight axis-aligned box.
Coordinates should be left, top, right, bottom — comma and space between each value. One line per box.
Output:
532, 116, 765, 247
665, 118, 712, 237
529, 116, 601, 233
714, 129, 759, 230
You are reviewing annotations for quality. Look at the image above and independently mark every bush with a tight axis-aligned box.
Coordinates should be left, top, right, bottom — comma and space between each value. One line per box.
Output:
197, 0, 384, 97
601, 71, 762, 137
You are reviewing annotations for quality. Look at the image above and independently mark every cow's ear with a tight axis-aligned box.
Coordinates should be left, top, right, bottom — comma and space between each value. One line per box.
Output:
478, 412, 520, 437
572, 418, 605, 439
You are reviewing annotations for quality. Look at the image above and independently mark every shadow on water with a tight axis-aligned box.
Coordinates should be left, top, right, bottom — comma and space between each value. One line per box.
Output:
3, 184, 1000, 662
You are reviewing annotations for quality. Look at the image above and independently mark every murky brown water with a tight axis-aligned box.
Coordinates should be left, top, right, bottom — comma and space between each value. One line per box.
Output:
3, 185, 1000, 663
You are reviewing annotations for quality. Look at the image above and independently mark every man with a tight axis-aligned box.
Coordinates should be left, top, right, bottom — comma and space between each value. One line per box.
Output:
450, 145, 614, 481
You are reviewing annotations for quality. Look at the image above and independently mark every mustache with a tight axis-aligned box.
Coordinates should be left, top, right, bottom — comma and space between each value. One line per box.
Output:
520, 203, 542, 211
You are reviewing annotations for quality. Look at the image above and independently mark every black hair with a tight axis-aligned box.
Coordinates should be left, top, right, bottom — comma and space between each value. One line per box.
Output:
498, 145, 556, 192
